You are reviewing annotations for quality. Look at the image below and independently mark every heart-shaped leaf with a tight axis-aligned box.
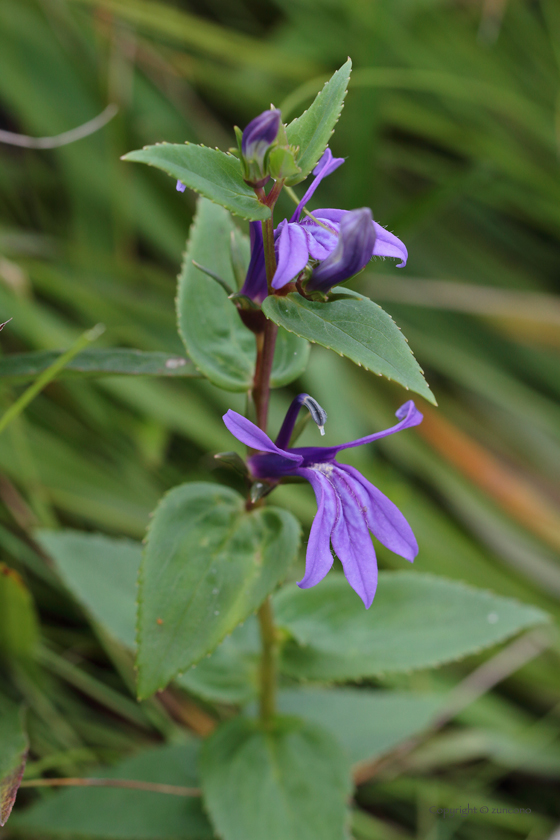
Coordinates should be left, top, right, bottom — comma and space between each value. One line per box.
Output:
39, 529, 261, 705
137, 482, 300, 698
200, 716, 351, 840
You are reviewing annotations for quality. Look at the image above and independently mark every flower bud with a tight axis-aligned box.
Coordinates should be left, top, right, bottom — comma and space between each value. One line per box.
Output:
239, 222, 268, 305
240, 108, 281, 187
305, 207, 376, 293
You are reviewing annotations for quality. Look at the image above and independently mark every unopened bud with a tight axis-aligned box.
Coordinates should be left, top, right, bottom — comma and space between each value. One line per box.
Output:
306, 208, 376, 294
239, 108, 281, 187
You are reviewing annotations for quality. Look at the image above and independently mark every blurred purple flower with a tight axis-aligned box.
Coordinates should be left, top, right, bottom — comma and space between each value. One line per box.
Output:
223, 396, 422, 607
271, 148, 408, 290
239, 222, 268, 304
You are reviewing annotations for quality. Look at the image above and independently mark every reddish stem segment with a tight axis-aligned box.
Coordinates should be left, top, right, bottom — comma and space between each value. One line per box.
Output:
252, 182, 282, 727
252, 319, 278, 432
252, 182, 282, 435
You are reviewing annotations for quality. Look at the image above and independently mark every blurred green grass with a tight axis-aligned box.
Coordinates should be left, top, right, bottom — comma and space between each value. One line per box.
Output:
0, 0, 559, 837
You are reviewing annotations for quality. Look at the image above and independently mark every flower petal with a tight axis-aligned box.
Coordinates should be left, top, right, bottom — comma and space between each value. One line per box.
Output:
329, 467, 378, 608
312, 209, 346, 225
296, 468, 338, 590
222, 410, 301, 461
271, 223, 309, 289
290, 149, 345, 222
303, 224, 339, 260
293, 401, 423, 463
339, 464, 418, 561
372, 222, 408, 267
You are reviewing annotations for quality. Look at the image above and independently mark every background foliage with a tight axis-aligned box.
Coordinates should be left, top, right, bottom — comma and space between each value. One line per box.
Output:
0, 0, 559, 838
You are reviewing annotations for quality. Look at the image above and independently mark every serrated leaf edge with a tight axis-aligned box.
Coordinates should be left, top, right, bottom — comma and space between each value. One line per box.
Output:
263, 290, 437, 405
286, 58, 352, 182
123, 142, 271, 222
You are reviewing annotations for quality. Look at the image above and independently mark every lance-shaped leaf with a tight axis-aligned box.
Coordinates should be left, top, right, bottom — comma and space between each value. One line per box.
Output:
200, 716, 352, 840
0, 697, 28, 827
285, 59, 352, 185
122, 143, 270, 221
136, 482, 300, 699
38, 530, 261, 705
178, 198, 309, 391
263, 287, 436, 404
0, 349, 199, 383
277, 688, 444, 766
275, 573, 549, 682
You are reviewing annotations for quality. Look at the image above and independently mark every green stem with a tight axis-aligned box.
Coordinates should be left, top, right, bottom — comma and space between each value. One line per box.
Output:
257, 596, 278, 727
0, 324, 105, 436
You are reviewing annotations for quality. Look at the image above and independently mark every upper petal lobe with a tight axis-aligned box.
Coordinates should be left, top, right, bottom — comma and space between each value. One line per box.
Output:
222, 410, 302, 461
272, 223, 309, 289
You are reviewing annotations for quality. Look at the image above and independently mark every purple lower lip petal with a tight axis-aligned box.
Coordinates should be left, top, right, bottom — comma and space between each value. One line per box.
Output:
223, 397, 422, 608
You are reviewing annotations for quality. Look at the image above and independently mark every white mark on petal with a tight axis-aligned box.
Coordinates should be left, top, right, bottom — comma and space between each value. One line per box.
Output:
312, 462, 334, 477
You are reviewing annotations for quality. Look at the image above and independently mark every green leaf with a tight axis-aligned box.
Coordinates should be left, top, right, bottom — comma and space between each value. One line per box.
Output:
38, 530, 260, 705
0, 697, 28, 827
177, 619, 259, 705
122, 143, 270, 221
37, 531, 141, 649
0, 349, 200, 383
285, 59, 352, 184
0, 564, 39, 660
178, 198, 309, 391
263, 288, 436, 404
200, 716, 352, 840
137, 482, 300, 699
11, 744, 212, 839
275, 572, 549, 681
277, 689, 444, 766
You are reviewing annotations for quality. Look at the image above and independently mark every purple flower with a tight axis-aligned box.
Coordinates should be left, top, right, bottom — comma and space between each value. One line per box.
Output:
271, 149, 408, 290
306, 208, 376, 293
239, 222, 268, 304
223, 396, 422, 608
